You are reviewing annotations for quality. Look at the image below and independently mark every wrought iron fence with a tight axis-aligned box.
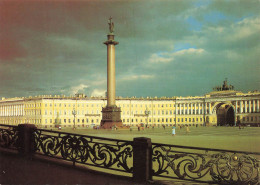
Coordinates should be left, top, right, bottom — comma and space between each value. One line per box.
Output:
34, 129, 133, 173
0, 124, 260, 184
0, 124, 18, 150
152, 143, 260, 184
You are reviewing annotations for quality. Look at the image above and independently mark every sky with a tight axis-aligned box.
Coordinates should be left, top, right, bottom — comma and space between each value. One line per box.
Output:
0, 0, 259, 98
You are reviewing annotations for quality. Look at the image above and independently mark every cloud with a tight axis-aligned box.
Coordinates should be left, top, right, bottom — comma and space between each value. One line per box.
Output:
149, 53, 174, 63
148, 47, 205, 64
91, 89, 106, 97
228, 16, 260, 41
69, 84, 89, 95
120, 74, 155, 81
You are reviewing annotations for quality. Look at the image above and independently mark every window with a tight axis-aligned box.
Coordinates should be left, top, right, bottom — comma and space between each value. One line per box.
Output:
64, 119, 66, 123
50, 119, 52, 123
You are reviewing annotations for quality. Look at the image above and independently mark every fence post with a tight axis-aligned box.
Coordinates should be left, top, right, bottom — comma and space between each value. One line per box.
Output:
17, 124, 36, 158
133, 137, 152, 182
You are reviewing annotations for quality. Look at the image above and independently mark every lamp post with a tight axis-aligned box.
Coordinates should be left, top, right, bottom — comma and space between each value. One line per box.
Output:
72, 109, 76, 130
145, 108, 150, 128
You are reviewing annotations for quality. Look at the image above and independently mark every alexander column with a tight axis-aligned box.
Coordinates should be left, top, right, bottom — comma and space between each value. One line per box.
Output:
100, 17, 122, 129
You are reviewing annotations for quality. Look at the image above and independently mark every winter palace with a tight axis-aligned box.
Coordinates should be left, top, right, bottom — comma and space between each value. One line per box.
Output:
0, 80, 259, 128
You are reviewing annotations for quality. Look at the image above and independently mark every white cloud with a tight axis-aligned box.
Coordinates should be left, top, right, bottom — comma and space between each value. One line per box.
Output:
91, 89, 106, 97
172, 48, 205, 56
120, 74, 155, 81
149, 48, 205, 64
149, 53, 173, 63
70, 84, 89, 95
221, 16, 260, 41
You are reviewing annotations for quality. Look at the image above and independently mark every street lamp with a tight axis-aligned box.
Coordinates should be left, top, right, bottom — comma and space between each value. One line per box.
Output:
72, 109, 76, 130
145, 108, 150, 128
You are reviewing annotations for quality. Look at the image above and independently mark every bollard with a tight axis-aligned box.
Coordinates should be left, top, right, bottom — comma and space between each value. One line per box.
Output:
17, 124, 37, 158
133, 137, 152, 182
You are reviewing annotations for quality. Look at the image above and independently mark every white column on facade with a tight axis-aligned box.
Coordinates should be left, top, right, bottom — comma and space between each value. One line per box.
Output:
180, 103, 182, 115
240, 101, 242, 113
17, 105, 19, 116
249, 101, 251, 113
253, 100, 255, 112
208, 103, 211, 115
194, 104, 197, 115
244, 101, 247, 113
175, 102, 177, 115
204, 103, 207, 115
183, 103, 186, 115
190, 103, 193, 115
198, 103, 200, 114
235, 101, 237, 114
257, 100, 259, 112
20, 104, 22, 116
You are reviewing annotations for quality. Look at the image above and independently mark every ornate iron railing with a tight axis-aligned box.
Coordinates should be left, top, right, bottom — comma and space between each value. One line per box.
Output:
0, 124, 18, 150
0, 124, 259, 184
152, 143, 260, 184
34, 129, 133, 173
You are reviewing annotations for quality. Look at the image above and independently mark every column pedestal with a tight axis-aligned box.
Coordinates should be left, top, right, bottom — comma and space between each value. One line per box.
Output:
100, 106, 122, 129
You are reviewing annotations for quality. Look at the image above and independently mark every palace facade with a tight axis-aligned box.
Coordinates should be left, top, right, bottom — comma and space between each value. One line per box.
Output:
0, 82, 259, 128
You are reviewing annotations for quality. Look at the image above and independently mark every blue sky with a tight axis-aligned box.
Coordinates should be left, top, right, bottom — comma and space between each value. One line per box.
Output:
0, 0, 259, 98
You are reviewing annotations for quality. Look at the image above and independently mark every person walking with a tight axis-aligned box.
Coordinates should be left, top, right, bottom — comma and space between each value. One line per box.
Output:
186, 125, 190, 134
172, 126, 176, 136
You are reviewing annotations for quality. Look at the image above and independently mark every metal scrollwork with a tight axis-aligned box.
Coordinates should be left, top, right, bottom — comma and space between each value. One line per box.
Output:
34, 130, 133, 173
152, 145, 260, 184
0, 126, 18, 149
